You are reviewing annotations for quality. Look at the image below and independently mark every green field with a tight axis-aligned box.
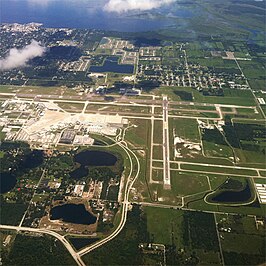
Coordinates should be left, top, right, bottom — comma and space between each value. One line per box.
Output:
171, 118, 200, 142
153, 120, 163, 144
151, 168, 164, 182
171, 171, 210, 196
203, 141, 234, 160
216, 214, 266, 265
144, 207, 184, 247
56, 102, 85, 112
125, 119, 150, 147
144, 207, 222, 265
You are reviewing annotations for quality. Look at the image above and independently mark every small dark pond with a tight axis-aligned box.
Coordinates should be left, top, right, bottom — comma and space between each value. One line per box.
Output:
75, 150, 117, 166
50, 204, 97, 225
69, 237, 99, 250
0, 150, 44, 194
89, 56, 134, 74
0, 173, 17, 194
70, 150, 117, 179
209, 183, 252, 203
19, 150, 44, 169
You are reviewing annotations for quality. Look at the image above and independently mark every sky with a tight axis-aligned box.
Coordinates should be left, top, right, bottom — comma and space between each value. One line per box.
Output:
103, 0, 175, 13
22, 0, 175, 13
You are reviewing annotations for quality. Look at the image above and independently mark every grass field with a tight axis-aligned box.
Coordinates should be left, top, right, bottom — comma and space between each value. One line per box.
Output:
171, 171, 210, 196
0, 85, 77, 96
239, 60, 265, 91
144, 207, 184, 247
152, 145, 163, 160
88, 104, 151, 114
151, 168, 164, 182
144, 209, 222, 265
148, 183, 182, 205
215, 213, 266, 264
238, 149, 266, 164
209, 175, 229, 190
203, 141, 234, 160
153, 120, 163, 144
125, 119, 150, 147
259, 170, 266, 177
56, 102, 84, 112
221, 233, 265, 255
171, 118, 200, 142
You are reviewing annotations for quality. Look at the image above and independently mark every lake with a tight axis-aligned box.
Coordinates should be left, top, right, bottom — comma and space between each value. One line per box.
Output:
0, 173, 17, 194
19, 150, 44, 169
70, 150, 117, 179
74, 150, 117, 166
208, 183, 252, 204
0, 149, 44, 194
50, 203, 97, 225
89, 56, 134, 74
1, 0, 184, 32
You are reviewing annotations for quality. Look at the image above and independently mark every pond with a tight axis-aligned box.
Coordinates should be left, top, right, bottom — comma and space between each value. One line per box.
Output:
0, 173, 17, 194
207, 183, 252, 203
70, 150, 118, 179
75, 150, 117, 166
0, 149, 44, 194
89, 56, 134, 74
19, 150, 44, 169
50, 204, 97, 225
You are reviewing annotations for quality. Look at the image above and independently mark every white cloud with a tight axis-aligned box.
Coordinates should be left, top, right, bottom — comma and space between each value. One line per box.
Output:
0, 40, 46, 71
104, 0, 175, 13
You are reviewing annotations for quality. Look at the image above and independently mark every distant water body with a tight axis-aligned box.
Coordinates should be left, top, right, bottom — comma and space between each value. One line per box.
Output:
1, 0, 193, 32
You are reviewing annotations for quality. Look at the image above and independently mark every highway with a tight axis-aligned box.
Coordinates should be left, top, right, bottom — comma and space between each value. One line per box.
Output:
0, 89, 264, 263
77, 141, 140, 257
0, 136, 140, 265
0, 224, 86, 266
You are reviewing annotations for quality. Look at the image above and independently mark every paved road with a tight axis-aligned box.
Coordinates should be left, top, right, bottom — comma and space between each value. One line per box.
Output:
152, 158, 265, 173
0, 224, 86, 266
0, 92, 258, 110
149, 96, 155, 183
170, 160, 265, 172
162, 96, 171, 189
0, 139, 140, 265
78, 141, 140, 257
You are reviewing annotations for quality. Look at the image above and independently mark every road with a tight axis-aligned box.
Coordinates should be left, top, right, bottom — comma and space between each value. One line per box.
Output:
149, 95, 155, 183
214, 214, 225, 266
0, 136, 140, 265
0, 224, 86, 266
135, 201, 246, 216
152, 159, 265, 175
77, 141, 140, 257
0, 89, 264, 262
0, 92, 259, 110
233, 57, 266, 120
162, 96, 171, 190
